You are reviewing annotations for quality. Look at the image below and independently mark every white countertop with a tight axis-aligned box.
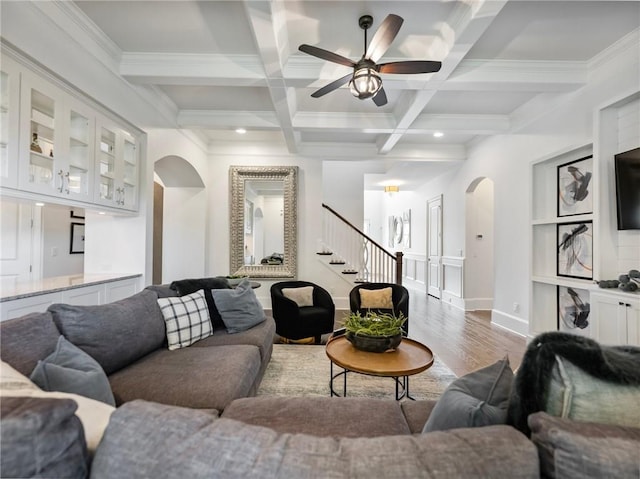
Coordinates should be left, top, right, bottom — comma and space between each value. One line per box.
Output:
0, 273, 142, 302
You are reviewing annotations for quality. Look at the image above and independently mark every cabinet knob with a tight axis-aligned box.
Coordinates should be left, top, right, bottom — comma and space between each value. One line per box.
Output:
619, 302, 625, 306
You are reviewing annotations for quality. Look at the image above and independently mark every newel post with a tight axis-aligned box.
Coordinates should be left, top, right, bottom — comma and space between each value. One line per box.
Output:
395, 251, 403, 285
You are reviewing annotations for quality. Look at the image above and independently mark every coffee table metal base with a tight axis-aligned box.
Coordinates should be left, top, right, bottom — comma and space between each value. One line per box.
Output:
329, 362, 416, 400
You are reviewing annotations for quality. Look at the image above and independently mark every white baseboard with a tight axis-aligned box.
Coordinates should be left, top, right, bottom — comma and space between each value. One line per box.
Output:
441, 291, 465, 311
464, 297, 493, 311
491, 309, 528, 337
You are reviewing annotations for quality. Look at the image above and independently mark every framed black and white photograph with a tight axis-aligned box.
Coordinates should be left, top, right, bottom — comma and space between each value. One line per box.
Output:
70, 209, 85, 219
557, 221, 593, 279
557, 286, 591, 337
557, 155, 593, 217
70, 222, 85, 254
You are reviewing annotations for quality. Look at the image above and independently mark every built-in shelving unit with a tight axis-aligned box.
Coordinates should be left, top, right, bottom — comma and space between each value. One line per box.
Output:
529, 91, 640, 345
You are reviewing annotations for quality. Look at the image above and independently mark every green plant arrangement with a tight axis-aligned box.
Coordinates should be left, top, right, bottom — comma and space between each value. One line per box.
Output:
344, 311, 406, 353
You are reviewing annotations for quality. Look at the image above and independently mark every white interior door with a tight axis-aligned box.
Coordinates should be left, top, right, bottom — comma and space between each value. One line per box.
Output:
427, 195, 443, 298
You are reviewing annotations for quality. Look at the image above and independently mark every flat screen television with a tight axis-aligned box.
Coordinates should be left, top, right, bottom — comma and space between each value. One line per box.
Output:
614, 147, 640, 230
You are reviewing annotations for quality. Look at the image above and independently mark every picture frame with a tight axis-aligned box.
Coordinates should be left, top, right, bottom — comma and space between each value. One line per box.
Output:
557, 155, 593, 217
402, 209, 411, 248
557, 221, 592, 279
70, 222, 85, 254
557, 285, 591, 337
70, 209, 85, 219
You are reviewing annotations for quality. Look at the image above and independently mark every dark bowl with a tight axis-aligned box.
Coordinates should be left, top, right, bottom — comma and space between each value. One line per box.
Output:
345, 331, 402, 353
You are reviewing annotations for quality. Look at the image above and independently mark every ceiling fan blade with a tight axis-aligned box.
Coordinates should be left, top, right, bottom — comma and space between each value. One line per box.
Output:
372, 87, 387, 107
311, 73, 353, 98
299, 44, 356, 68
378, 61, 442, 74
365, 14, 403, 63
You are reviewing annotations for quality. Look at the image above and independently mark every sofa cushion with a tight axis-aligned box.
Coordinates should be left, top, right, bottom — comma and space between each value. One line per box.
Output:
145, 284, 178, 298
91, 400, 540, 479
30, 336, 115, 406
157, 290, 213, 350
545, 355, 640, 428
401, 400, 438, 433
49, 289, 166, 375
191, 317, 275, 363
108, 345, 261, 411
0, 397, 88, 479
1, 360, 114, 454
529, 411, 640, 479
360, 287, 393, 309
211, 279, 266, 333
423, 357, 513, 432
222, 396, 412, 437
281, 286, 314, 307
0, 311, 61, 376
170, 277, 230, 329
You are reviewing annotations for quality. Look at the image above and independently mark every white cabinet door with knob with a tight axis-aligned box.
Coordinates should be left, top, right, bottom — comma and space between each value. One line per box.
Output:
592, 290, 640, 346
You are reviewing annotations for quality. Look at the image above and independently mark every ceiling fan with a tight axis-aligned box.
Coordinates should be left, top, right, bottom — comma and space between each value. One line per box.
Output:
299, 14, 442, 106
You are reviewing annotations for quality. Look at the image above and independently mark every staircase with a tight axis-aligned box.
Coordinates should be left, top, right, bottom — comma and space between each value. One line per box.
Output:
319, 204, 403, 285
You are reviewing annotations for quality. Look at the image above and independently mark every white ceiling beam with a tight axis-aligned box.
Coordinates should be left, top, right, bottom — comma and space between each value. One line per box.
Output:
377, 0, 509, 154
298, 142, 467, 162
243, 0, 299, 153
178, 110, 280, 129
410, 114, 510, 134
294, 112, 396, 131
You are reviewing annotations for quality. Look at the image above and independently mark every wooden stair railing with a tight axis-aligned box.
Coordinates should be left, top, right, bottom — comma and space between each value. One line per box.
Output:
321, 203, 403, 285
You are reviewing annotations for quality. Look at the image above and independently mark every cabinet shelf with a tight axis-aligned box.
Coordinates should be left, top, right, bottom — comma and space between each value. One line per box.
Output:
531, 275, 595, 289
532, 214, 594, 226
70, 136, 88, 147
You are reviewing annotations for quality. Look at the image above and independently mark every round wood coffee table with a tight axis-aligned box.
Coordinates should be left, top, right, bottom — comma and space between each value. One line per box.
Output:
325, 335, 434, 400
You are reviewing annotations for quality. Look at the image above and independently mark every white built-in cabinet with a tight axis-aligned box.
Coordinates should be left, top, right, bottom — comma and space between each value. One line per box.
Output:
591, 290, 640, 346
529, 92, 640, 345
0, 55, 21, 189
0, 49, 141, 212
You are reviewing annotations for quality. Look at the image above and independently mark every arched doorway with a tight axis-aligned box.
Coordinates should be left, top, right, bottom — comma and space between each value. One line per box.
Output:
153, 155, 205, 284
464, 177, 495, 310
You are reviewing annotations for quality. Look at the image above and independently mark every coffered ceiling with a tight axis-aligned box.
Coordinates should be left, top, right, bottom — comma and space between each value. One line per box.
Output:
28, 1, 640, 184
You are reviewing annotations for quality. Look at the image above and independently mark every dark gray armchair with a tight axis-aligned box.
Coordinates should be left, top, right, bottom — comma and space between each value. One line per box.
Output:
349, 283, 409, 335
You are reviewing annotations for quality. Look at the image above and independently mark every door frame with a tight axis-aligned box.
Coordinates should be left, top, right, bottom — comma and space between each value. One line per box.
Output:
426, 195, 443, 299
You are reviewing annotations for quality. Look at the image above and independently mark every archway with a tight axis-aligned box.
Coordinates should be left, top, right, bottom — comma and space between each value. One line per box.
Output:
153, 155, 206, 283
464, 177, 495, 311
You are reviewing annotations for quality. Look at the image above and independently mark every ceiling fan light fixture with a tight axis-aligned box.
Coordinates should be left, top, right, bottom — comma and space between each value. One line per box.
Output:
349, 66, 382, 100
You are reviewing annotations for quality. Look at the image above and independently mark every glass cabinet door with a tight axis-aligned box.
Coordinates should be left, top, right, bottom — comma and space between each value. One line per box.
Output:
121, 134, 138, 209
97, 124, 116, 204
66, 99, 94, 201
0, 57, 20, 189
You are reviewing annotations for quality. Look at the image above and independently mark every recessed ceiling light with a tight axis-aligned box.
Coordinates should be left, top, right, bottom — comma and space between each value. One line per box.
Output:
235, 128, 247, 134
98, 212, 106, 215
35, 202, 45, 207
433, 131, 444, 138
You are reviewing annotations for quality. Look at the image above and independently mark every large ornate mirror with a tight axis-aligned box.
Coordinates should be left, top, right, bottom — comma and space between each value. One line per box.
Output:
229, 166, 298, 278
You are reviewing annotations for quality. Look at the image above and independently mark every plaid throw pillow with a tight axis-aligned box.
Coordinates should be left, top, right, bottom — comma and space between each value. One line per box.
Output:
157, 290, 213, 350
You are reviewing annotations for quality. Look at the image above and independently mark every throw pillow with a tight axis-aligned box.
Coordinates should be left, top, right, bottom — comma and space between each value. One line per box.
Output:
211, 279, 266, 334
529, 411, 640, 479
545, 355, 640, 428
48, 289, 166, 375
422, 356, 513, 432
282, 286, 314, 307
170, 277, 231, 329
507, 331, 640, 436
0, 397, 88, 478
359, 287, 393, 309
1, 360, 114, 454
157, 290, 213, 350
30, 336, 115, 406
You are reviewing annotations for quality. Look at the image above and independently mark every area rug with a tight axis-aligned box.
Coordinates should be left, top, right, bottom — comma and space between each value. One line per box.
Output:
257, 344, 457, 401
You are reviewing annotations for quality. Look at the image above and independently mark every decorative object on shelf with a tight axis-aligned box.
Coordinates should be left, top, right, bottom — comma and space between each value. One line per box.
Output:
30, 133, 42, 153
344, 311, 406, 353
617, 270, 639, 292
342, 269, 358, 274
557, 286, 591, 336
69, 222, 85, 254
557, 155, 593, 217
557, 221, 593, 279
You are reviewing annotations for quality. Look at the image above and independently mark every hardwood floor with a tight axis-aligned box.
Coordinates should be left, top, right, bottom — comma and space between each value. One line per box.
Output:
405, 290, 526, 376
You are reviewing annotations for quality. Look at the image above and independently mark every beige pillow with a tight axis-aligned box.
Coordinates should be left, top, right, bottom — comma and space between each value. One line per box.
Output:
0, 360, 115, 453
282, 286, 314, 307
359, 287, 393, 309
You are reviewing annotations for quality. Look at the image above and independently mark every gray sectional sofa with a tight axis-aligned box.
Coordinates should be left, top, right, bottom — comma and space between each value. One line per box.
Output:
2, 282, 640, 479
0, 282, 276, 412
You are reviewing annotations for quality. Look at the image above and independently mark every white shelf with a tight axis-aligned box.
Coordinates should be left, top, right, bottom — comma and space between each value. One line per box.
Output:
531, 275, 595, 289
532, 214, 594, 226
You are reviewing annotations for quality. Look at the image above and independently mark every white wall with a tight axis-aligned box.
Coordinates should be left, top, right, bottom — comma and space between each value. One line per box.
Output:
42, 204, 84, 278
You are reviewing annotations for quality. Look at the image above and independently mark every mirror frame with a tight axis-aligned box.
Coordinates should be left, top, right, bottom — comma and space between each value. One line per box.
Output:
229, 165, 298, 278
